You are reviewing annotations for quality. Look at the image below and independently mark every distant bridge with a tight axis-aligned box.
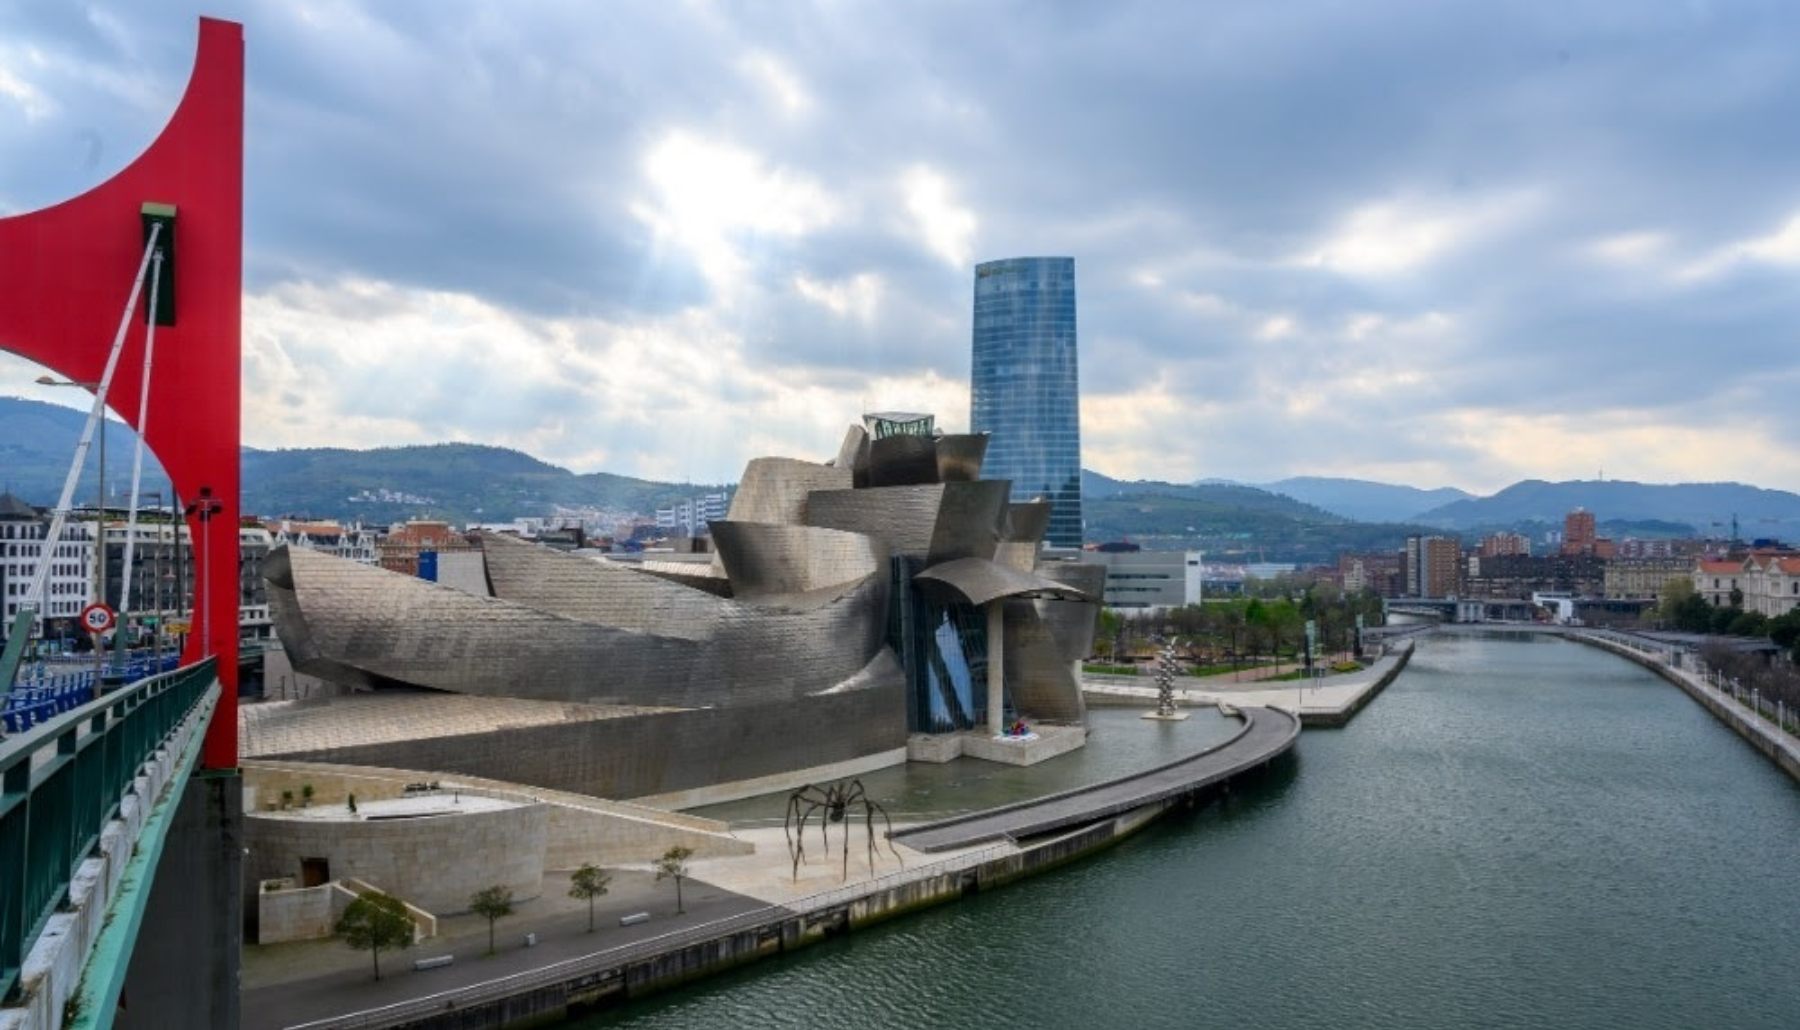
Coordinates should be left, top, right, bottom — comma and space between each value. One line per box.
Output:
1383, 596, 1656, 625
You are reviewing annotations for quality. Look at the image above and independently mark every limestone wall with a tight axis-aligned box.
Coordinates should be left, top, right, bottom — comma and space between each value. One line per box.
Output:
256, 882, 338, 943
241, 760, 753, 870
244, 802, 547, 915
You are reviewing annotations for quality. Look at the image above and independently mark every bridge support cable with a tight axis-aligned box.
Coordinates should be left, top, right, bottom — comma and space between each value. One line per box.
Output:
116, 248, 166, 628
0, 225, 163, 697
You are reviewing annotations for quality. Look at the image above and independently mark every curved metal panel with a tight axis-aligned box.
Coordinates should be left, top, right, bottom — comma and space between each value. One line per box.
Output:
1034, 558, 1106, 599
635, 560, 734, 597
934, 433, 988, 482
804, 481, 1008, 562
866, 434, 940, 487
267, 544, 891, 710
925, 480, 1011, 562
239, 663, 908, 802
1004, 595, 1097, 724
1002, 500, 1053, 544
832, 422, 870, 473
710, 521, 886, 598
725, 457, 851, 526
914, 556, 1095, 607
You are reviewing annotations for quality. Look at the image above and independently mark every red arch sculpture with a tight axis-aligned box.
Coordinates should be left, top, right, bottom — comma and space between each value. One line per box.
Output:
0, 18, 242, 768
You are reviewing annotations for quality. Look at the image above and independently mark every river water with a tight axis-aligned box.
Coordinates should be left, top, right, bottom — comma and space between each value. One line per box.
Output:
584, 631, 1800, 1029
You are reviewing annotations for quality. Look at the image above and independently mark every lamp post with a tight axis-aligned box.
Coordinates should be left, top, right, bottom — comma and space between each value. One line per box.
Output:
184, 487, 223, 657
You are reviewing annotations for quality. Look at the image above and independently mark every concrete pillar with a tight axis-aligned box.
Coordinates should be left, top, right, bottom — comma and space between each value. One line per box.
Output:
987, 601, 1004, 737
117, 770, 243, 1030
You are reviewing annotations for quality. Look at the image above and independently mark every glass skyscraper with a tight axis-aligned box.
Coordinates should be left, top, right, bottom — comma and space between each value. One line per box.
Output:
970, 256, 1083, 548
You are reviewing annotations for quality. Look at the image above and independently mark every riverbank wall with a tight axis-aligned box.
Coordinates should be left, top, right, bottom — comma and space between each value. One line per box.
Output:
1302, 641, 1415, 728
1566, 632, 1800, 784
287, 737, 1291, 1029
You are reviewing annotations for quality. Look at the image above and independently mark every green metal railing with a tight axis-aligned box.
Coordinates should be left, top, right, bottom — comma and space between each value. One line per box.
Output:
0, 658, 217, 1002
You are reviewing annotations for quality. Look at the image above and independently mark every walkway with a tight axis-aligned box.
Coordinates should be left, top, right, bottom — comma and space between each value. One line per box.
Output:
891, 704, 1300, 853
243, 869, 774, 1030
1083, 642, 1414, 726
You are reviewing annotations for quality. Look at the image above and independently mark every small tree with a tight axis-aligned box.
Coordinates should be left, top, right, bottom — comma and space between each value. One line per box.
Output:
568, 863, 612, 933
655, 846, 693, 914
335, 892, 414, 981
469, 885, 514, 955
279, 789, 294, 810
346, 793, 358, 814
301, 783, 315, 807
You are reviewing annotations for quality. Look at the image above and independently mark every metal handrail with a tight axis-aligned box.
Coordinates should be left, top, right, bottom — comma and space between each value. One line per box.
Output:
0, 658, 217, 1002
285, 839, 1018, 1030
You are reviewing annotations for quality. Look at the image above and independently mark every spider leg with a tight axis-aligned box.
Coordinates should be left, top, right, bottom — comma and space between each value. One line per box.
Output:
879, 801, 904, 869
784, 795, 799, 880
795, 798, 827, 877
863, 800, 878, 874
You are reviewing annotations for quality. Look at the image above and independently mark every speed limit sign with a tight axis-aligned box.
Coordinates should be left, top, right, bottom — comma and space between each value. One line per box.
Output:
80, 603, 116, 634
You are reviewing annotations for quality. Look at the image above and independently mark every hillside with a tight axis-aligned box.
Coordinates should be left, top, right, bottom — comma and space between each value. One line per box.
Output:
1260, 476, 1473, 522
0, 396, 720, 523
1413, 479, 1800, 538
0, 395, 161, 505
1081, 470, 1431, 563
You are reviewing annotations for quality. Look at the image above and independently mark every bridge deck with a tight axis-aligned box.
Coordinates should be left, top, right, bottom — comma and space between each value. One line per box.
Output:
891, 705, 1300, 853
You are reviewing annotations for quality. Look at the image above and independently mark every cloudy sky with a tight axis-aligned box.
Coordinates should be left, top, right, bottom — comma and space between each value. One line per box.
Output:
3, 1, 1799, 494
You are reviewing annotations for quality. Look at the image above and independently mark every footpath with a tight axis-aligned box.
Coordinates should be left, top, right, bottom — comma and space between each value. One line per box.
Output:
1083, 640, 1415, 727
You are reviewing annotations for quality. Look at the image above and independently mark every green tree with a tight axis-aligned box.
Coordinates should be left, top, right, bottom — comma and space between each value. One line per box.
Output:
568, 863, 611, 933
1096, 608, 1122, 661
1769, 610, 1800, 650
301, 783, 315, 807
469, 885, 515, 955
1727, 611, 1769, 637
1709, 604, 1738, 635
655, 846, 694, 914
335, 892, 414, 981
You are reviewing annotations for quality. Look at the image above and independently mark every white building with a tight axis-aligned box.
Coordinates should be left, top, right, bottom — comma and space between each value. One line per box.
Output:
1077, 549, 1203, 610
0, 493, 95, 640
267, 519, 378, 563
655, 492, 731, 537
1739, 554, 1800, 618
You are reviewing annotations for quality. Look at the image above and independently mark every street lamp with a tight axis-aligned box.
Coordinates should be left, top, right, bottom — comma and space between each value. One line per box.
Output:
184, 487, 223, 658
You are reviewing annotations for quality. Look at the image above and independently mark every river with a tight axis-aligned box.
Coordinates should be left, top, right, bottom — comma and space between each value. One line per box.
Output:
581, 630, 1800, 1029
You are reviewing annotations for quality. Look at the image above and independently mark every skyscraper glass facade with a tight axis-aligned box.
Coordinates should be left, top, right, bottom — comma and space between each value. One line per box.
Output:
970, 256, 1083, 548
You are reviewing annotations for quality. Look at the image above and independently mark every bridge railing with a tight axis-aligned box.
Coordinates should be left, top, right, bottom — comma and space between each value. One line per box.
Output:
0, 658, 217, 1002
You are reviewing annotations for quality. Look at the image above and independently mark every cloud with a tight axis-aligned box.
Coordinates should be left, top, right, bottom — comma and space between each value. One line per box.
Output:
1678, 211, 1800, 281
900, 166, 976, 268
6, 0, 1800, 501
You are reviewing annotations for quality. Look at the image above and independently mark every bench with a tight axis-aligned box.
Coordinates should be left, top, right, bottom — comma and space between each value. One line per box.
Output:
619, 912, 651, 927
413, 955, 454, 971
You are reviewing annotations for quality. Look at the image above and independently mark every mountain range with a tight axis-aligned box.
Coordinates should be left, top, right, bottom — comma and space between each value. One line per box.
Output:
5, 395, 1800, 550
0, 396, 722, 523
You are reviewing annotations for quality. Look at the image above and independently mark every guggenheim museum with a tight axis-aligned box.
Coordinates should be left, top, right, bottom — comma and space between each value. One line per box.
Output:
246, 412, 1102, 804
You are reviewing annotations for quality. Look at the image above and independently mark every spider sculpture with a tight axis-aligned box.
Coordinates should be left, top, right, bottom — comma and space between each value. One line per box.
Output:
783, 779, 903, 882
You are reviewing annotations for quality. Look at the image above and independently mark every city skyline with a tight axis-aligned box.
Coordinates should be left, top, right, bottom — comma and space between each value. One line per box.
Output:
5, 3, 1800, 494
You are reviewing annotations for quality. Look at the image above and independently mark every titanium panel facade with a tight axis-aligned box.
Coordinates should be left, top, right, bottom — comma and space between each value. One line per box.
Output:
710, 521, 886, 599
914, 556, 1093, 608
244, 679, 907, 801
971, 256, 1083, 548
726, 457, 851, 526
268, 544, 891, 710
805, 481, 1009, 563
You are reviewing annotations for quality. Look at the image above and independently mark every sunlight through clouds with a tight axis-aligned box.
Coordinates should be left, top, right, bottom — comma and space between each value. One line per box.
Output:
900, 166, 976, 268
632, 131, 839, 292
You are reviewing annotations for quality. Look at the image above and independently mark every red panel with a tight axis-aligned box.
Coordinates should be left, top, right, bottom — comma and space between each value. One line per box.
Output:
0, 19, 243, 768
